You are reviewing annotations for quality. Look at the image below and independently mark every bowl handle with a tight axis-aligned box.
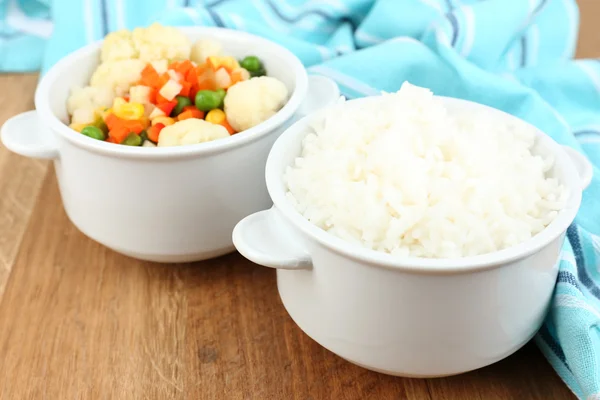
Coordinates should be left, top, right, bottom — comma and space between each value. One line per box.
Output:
296, 75, 340, 117
1, 110, 59, 160
233, 207, 312, 270
561, 145, 593, 191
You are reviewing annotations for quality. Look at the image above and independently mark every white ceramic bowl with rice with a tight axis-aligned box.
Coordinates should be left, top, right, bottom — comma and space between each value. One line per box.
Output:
233, 83, 592, 377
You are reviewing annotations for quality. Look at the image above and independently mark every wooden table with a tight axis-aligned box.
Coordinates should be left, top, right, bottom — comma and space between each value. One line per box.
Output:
1, 2, 597, 398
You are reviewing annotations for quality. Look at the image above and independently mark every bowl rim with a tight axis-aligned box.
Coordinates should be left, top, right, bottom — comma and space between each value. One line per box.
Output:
34, 26, 308, 160
266, 95, 583, 274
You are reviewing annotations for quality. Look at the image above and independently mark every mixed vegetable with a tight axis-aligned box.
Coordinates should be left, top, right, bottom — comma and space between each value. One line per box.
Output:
67, 23, 289, 147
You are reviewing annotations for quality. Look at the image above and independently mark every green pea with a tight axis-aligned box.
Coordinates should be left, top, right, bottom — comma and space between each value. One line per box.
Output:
81, 125, 106, 141
195, 90, 222, 112
140, 130, 149, 143
240, 56, 262, 72
122, 133, 142, 146
95, 121, 109, 134
250, 67, 266, 78
172, 95, 192, 117
215, 88, 226, 109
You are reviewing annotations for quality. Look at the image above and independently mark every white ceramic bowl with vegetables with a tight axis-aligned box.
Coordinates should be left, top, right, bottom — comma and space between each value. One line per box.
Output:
233, 83, 593, 377
1, 24, 339, 262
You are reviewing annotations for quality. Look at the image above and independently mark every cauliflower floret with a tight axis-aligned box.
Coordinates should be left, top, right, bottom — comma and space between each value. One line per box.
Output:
90, 59, 146, 96
157, 119, 229, 147
224, 76, 288, 132
71, 107, 96, 124
67, 86, 114, 115
101, 29, 138, 62
190, 39, 222, 64
132, 22, 191, 62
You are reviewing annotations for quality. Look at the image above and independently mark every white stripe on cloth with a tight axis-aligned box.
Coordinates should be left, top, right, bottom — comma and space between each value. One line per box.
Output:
507, 48, 517, 71
560, 249, 577, 267
528, 24, 539, 66
587, 393, 600, 400
6, 0, 53, 38
459, 5, 475, 57
228, 13, 246, 30
554, 294, 600, 320
183, 7, 204, 25
591, 235, 600, 260
355, 29, 384, 45
315, 45, 332, 62
388, 36, 422, 46
579, 136, 600, 145
562, 0, 578, 59
115, 0, 126, 30
434, 27, 451, 47
309, 65, 380, 96
84, 0, 96, 43
578, 62, 600, 94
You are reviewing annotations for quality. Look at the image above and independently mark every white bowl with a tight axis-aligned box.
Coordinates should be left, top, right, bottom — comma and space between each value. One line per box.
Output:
233, 96, 593, 377
0, 27, 340, 263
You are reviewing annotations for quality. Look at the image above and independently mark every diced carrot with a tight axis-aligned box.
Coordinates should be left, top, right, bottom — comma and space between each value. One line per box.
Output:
158, 72, 170, 88
222, 119, 236, 135
106, 136, 118, 144
185, 68, 198, 86
179, 81, 192, 97
122, 119, 145, 134
123, 94, 130, 102
109, 126, 131, 143
182, 105, 199, 112
177, 108, 204, 121
156, 100, 178, 116
197, 79, 216, 91
140, 116, 150, 129
105, 112, 145, 133
231, 68, 250, 85
104, 113, 122, 130
171, 59, 194, 77
148, 87, 157, 104
196, 67, 216, 90
140, 64, 161, 88
147, 123, 165, 143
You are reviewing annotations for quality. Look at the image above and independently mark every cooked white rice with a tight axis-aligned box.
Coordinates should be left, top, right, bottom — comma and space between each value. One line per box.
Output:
284, 82, 568, 259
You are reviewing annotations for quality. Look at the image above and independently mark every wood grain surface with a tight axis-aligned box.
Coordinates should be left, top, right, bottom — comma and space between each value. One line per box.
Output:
0, 1, 598, 398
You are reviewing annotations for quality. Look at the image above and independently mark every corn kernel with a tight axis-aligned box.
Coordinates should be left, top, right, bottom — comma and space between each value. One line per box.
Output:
112, 97, 128, 109
114, 102, 145, 120
205, 109, 226, 125
151, 116, 175, 126
207, 56, 239, 72
69, 123, 88, 133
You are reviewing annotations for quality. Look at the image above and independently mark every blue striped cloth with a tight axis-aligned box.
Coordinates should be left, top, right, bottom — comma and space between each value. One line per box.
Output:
3, 1, 600, 397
